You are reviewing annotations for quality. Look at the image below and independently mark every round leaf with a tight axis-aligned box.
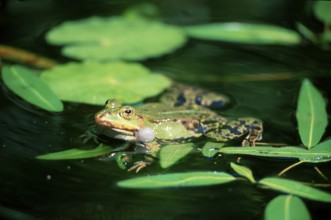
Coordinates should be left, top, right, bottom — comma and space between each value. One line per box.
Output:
2, 65, 63, 112
265, 195, 311, 220
117, 172, 236, 188
313, 1, 331, 24
46, 16, 187, 61
186, 22, 301, 45
40, 62, 171, 105
296, 79, 328, 148
259, 177, 331, 202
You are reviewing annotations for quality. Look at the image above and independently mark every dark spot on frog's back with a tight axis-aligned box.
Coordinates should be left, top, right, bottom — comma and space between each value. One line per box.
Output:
224, 125, 241, 135
175, 94, 186, 106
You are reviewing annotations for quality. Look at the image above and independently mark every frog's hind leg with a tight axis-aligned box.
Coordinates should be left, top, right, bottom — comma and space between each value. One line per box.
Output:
205, 117, 263, 146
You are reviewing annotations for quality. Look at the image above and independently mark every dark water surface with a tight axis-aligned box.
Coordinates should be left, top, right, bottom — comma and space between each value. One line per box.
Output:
1, 1, 331, 219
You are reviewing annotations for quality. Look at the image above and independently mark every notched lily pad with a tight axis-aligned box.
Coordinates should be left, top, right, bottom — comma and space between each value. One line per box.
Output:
2, 65, 63, 112
186, 22, 301, 45
46, 16, 187, 61
117, 171, 236, 188
41, 61, 171, 105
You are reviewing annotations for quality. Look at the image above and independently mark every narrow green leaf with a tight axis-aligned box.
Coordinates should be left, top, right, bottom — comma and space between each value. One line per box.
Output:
296, 79, 328, 148
117, 172, 236, 188
230, 162, 256, 183
218, 146, 331, 163
41, 62, 171, 105
185, 23, 301, 45
2, 65, 63, 112
202, 142, 224, 157
313, 1, 331, 24
296, 22, 317, 43
265, 195, 311, 220
159, 143, 194, 168
36, 144, 113, 160
259, 177, 331, 202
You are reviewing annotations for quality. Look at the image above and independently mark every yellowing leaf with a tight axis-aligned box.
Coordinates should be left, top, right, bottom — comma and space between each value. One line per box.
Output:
265, 195, 311, 220
2, 65, 63, 112
117, 172, 236, 188
296, 79, 328, 148
41, 61, 171, 105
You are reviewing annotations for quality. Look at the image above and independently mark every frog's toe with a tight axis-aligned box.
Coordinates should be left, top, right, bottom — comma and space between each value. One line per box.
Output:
242, 132, 263, 146
128, 161, 151, 173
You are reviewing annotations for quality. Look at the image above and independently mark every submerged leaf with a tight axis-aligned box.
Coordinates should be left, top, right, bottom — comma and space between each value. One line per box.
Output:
2, 65, 63, 112
230, 163, 256, 183
41, 62, 171, 105
219, 146, 331, 163
36, 144, 113, 160
159, 143, 194, 168
117, 172, 236, 188
46, 16, 186, 61
260, 177, 331, 202
185, 23, 301, 45
265, 195, 311, 220
313, 1, 331, 24
296, 79, 327, 148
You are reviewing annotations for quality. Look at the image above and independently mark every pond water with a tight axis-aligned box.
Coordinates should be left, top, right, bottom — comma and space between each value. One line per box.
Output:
1, 1, 331, 219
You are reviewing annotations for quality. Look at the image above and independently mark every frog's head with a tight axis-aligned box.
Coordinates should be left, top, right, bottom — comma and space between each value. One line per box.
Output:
95, 99, 141, 140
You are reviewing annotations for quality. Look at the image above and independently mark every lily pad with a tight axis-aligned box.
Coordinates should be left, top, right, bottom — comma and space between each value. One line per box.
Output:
159, 143, 194, 168
296, 79, 327, 148
185, 22, 301, 45
117, 171, 236, 188
36, 144, 113, 160
259, 177, 331, 202
46, 16, 187, 61
265, 195, 311, 220
41, 61, 171, 105
2, 65, 63, 112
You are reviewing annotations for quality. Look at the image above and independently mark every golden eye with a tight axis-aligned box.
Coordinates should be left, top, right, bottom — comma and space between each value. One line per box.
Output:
120, 106, 135, 119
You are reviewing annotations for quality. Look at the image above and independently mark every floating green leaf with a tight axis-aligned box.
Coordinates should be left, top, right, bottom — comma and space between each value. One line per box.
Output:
159, 143, 194, 168
265, 195, 311, 220
259, 177, 331, 202
46, 16, 186, 61
185, 23, 301, 45
117, 172, 236, 188
36, 144, 113, 160
202, 142, 223, 157
218, 146, 331, 163
313, 1, 331, 24
230, 162, 256, 183
41, 62, 171, 105
296, 23, 317, 43
296, 79, 327, 148
2, 65, 63, 112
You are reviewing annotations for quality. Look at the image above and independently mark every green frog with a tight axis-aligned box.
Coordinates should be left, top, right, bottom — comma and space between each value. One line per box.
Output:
95, 99, 263, 172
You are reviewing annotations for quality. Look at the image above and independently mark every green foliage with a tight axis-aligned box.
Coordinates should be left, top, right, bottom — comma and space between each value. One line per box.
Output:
296, 79, 327, 148
2, 65, 63, 112
218, 146, 331, 163
230, 162, 255, 183
117, 171, 236, 188
185, 23, 301, 45
313, 1, 331, 24
265, 195, 311, 220
41, 61, 171, 105
259, 177, 331, 202
36, 144, 113, 160
46, 16, 186, 61
159, 143, 194, 168
202, 142, 223, 157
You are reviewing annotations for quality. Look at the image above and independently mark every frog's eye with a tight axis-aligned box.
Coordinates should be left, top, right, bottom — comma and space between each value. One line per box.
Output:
195, 96, 203, 105
120, 106, 135, 119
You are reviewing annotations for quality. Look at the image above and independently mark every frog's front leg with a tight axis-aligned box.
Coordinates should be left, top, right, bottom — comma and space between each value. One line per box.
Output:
127, 142, 160, 172
205, 117, 263, 146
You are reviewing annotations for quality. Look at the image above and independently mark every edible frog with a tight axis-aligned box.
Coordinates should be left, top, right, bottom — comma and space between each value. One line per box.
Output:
95, 99, 263, 172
